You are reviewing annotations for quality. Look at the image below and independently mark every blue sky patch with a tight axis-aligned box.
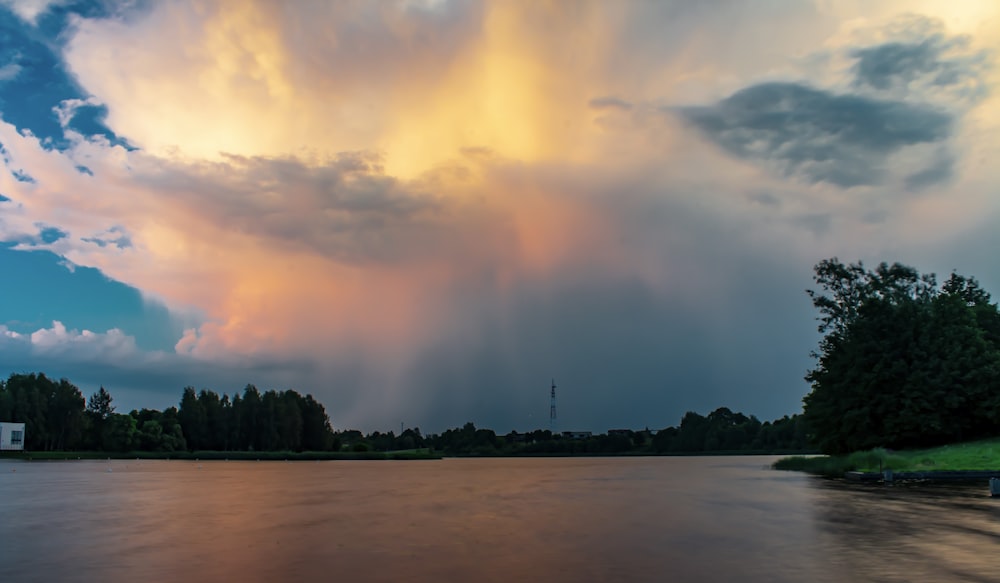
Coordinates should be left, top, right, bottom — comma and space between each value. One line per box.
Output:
0, 3, 127, 150
0, 244, 184, 351
37, 225, 67, 243
11, 168, 35, 182
0, 2, 181, 357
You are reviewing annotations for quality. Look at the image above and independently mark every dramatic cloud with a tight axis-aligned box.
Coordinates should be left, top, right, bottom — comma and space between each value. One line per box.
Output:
676, 13, 996, 192
1, 1, 998, 431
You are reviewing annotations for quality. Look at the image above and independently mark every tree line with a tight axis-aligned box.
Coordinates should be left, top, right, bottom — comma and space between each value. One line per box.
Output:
0, 372, 809, 454
335, 408, 808, 456
803, 259, 1000, 454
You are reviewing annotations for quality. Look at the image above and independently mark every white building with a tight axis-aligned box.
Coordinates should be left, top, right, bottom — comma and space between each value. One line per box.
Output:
0, 422, 26, 451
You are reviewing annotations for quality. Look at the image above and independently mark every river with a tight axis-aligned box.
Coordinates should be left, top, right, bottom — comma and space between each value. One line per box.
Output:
1, 456, 998, 582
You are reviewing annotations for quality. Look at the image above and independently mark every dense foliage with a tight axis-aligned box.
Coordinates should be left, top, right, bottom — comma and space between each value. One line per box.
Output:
0, 373, 85, 451
0, 374, 334, 452
650, 408, 807, 454
803, 259, 1000, 454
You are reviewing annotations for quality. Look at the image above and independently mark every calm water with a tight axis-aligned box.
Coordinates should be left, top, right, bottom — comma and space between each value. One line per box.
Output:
1, 456, 999, 582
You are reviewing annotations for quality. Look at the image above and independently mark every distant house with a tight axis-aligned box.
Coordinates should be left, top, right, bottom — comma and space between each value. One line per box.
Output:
562, 431, 592, 440
0, 422, 25, 451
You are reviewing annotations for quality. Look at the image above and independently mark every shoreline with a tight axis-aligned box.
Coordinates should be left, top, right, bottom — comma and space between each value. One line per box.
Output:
1, 449, 814, 462
0, 450, 442, 461
845, 470, 1000, 483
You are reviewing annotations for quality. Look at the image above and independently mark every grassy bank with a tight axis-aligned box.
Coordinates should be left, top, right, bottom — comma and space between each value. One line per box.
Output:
773, 438, 1000, 476
0, 448, 441, 461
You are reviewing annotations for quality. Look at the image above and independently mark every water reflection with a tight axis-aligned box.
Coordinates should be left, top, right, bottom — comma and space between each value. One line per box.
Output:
810, 479, 1000, 582
0, 457, 998, 582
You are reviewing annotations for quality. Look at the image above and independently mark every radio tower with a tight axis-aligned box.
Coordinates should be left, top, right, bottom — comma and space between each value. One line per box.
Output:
549, 378, 557, 434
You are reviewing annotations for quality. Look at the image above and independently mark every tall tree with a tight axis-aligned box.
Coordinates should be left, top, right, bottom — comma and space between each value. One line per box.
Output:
85, 386, 117, 449
47, 379, 85, 450
87, 387, 115, 420
5, 374, 51, 450
197, 389, 225, 450
240, 385, 262, 451
177, 387, 207, 450
301, 394, 333, 451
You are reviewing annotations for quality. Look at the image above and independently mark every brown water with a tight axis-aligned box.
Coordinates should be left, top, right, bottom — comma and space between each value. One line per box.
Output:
1, 456, 999, 582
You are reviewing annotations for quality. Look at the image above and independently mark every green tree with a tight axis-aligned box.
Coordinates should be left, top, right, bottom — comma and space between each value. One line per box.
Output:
301, 394, 333, 451
228, 393, 244, 450
676, 411, 709, 451
87, 386, 115, 419
803, 259, 1000, 453
5, 373, 51, 450
276, 390, 303, 451
0, 378, 10, 422
46, 379, 86, 450
197, 389, 225, 450
138, 419, 166, 451
239, 385, 262, 451
178, 387, 207, 450
102, 413, 138, 451
85, 386, 116, 449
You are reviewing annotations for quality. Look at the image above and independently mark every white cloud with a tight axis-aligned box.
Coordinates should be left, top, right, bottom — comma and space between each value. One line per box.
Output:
1, 321, 139, 362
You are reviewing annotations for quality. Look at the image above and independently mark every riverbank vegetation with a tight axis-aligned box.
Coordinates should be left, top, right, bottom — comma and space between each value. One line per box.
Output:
801, 259, 1000, 455
774, 438, 1000, 476
774, 259, 1000, 474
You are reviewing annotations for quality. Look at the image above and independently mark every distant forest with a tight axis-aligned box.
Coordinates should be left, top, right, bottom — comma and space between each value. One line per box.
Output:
0, 372, 809, 455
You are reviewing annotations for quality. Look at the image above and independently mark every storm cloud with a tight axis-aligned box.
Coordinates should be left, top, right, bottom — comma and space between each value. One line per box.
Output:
679, 82, 953, 188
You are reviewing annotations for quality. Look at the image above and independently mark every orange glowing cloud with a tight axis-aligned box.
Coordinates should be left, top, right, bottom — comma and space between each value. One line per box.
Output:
63, 2, 629, 178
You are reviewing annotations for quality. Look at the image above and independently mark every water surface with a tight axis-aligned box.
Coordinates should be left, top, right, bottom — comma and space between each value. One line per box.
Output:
1, 456, 998, 582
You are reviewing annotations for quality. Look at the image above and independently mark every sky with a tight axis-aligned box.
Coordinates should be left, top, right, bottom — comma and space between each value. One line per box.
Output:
0, 0, 998, 434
